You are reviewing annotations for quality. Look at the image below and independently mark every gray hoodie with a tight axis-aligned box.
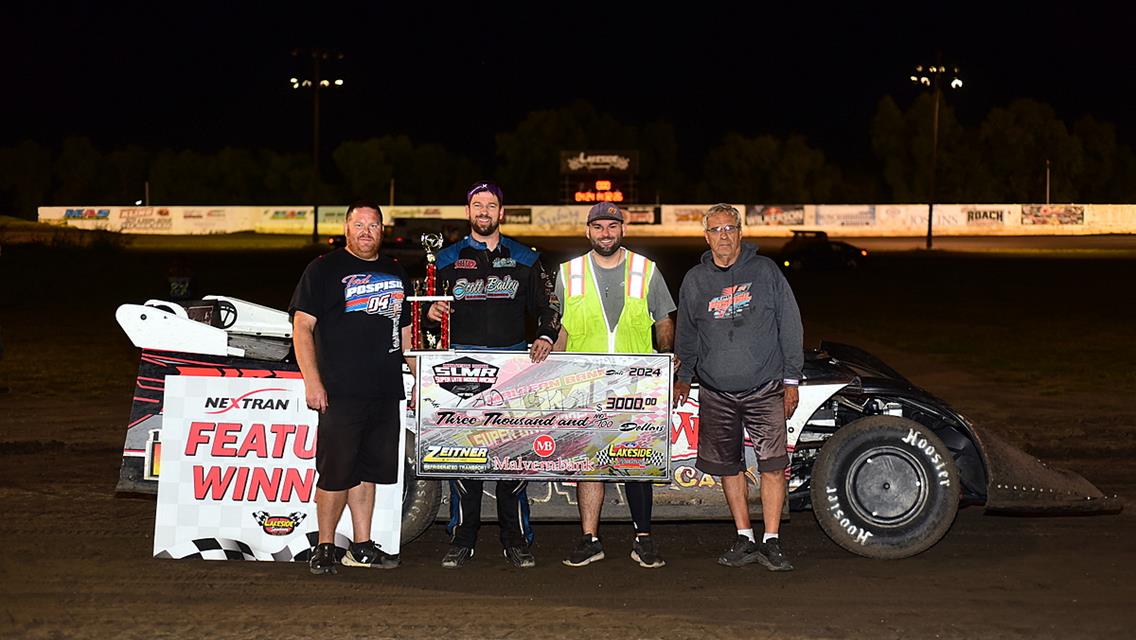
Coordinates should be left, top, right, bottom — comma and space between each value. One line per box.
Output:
675, 243, 803, 391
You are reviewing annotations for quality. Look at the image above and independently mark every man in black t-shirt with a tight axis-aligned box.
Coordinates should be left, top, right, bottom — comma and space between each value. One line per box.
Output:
290, 201, 417, 575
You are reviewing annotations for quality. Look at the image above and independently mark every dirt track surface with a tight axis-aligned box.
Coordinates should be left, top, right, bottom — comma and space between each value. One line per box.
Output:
2, 243, 1134, 639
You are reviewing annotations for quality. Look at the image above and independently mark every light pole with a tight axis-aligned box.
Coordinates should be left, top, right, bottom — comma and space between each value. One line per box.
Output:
910, 56, 962, 249
290, 48, 343, 242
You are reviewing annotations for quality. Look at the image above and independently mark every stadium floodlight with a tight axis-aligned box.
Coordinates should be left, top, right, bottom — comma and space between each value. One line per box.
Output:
288, 48, 345, 243
289, 48, 346, 190
909, 55, 964, 250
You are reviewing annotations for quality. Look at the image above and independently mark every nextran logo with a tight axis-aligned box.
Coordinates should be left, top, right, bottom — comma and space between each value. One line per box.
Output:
205, 388, 290, 414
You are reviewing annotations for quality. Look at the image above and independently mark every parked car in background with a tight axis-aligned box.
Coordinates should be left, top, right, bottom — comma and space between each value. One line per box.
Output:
780, 230, 869, 270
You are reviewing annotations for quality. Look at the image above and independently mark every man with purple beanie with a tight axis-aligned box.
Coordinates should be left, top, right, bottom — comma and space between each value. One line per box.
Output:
426, 181, 561, 568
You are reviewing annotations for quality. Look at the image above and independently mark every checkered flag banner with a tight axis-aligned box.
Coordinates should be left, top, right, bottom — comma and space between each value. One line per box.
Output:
153, 376, 405, 561
156, 531, 358, 562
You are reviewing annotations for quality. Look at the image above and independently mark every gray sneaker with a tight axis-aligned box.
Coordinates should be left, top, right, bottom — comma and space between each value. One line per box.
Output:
342, 540, 399, 569
563, 535, 605, 567
631, 536, 666, 568
441, 545, 474, 568
755, 538, 794, 572
503, 545, 536, 568
717, 535, 761, 567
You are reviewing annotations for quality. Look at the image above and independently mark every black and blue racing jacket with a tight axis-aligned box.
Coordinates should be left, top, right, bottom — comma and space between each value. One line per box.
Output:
435, 234, 561, 348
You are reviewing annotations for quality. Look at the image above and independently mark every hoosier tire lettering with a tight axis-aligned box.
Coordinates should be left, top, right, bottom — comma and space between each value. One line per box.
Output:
809, 415, 960, 560
902, 428, 952, 486
824, 486, 874, 545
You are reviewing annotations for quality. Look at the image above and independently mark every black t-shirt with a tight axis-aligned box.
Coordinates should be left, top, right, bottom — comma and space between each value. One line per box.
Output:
289, 249, 412, 399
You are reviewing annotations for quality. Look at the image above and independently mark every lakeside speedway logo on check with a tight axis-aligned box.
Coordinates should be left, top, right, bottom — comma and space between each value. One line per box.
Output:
432, 357, 500, 398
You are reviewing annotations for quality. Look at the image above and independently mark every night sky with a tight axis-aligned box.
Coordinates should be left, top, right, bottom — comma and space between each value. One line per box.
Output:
6, 2, 1132, 168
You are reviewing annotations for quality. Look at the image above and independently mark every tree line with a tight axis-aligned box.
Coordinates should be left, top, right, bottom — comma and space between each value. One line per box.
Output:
2, 98, 1133, 219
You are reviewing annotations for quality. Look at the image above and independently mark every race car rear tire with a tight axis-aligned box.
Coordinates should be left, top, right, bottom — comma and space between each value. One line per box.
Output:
810, 416, 959, 559
401, 434, 442, 543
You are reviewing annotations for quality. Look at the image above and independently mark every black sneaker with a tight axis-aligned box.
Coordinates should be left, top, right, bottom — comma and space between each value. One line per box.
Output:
441, 545, 474, 568
717, 535, 761, 567
309, 542, 338, 575
503, 545, 536, 568
562, 535, 605, 567
631, 535, 666, 568
755, 538, 794, 572
342, 540, 400, 569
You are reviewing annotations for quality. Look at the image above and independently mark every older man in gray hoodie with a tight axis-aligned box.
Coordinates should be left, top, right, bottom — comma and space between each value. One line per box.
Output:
674, 203, 803, 571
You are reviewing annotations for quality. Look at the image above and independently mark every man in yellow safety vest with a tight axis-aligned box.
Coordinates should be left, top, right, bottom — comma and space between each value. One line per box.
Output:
553, 202, 676, 569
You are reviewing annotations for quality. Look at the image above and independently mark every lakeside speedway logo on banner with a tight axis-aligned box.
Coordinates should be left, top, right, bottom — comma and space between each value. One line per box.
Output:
153, 376, 405, 561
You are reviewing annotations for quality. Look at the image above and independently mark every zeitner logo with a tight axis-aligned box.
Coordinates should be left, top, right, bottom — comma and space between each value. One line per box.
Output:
433, 357, 499, 399
205, 388, 290, 414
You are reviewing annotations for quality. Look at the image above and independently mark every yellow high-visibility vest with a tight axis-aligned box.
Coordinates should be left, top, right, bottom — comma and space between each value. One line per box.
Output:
559, 250, 655, 353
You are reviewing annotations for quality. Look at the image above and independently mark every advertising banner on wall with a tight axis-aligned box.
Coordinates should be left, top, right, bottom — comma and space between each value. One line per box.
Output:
505, 207, 533, 225
119, 207, 175, 234
50, 207, 118, 231
623, 205, 657, 225
815, 205, 876, 226
1021, 205, 1085, 225
961, 205, 1016, 228
416, 352, 671, 481
152, 376, 405, 561
531, 205, 588, 229
255, 207, 314, 234
386, 206, 468, 220
745, 205, 805, 226
662, 205, 705, 227
875, 205, 927, 228
181, 208, 237, 234
315, 206, 348, 235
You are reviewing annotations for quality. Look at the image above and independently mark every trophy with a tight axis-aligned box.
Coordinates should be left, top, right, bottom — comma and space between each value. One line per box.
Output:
408, 232, 453, 351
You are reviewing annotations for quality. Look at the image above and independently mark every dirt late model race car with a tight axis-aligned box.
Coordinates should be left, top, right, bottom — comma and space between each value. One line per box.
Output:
115, 295, 1122, 560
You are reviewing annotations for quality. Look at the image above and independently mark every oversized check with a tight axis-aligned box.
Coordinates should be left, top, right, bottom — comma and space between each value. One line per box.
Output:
416, 351, 671, 480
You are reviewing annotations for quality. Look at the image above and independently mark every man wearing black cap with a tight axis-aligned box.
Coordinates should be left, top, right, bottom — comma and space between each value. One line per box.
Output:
427, 181, 561, 568
553, 202, 676, 568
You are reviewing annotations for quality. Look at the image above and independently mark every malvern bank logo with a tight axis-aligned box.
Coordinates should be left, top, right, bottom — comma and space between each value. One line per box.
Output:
433, 357, 499, 399
205, 388, 290, 414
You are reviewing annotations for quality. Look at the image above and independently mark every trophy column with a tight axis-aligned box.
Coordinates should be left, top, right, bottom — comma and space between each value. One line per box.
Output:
407, 232, 453, 353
